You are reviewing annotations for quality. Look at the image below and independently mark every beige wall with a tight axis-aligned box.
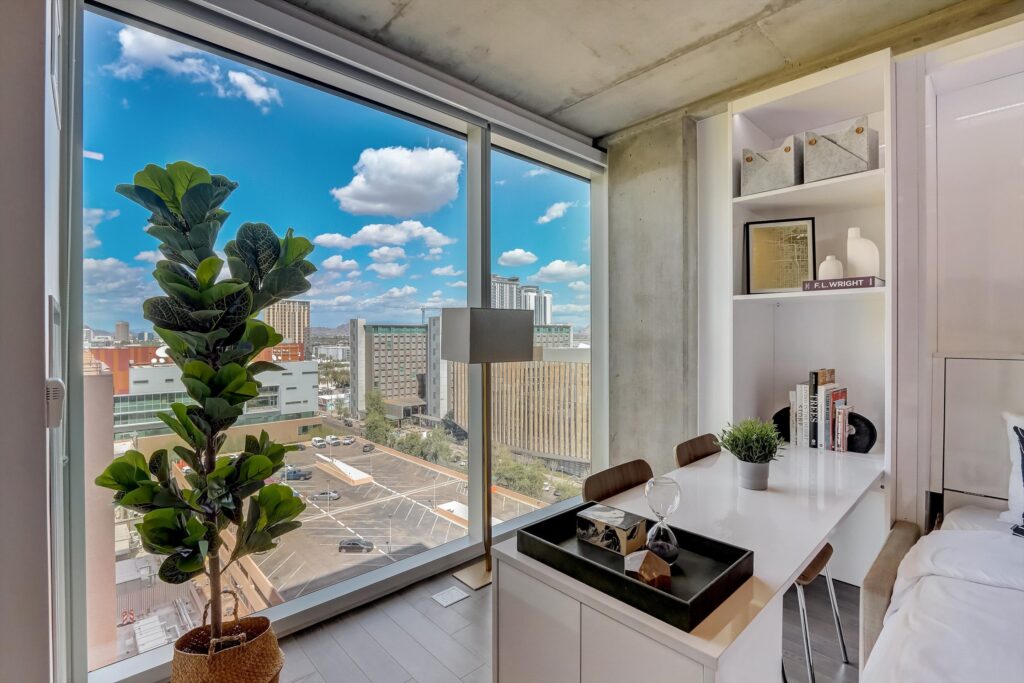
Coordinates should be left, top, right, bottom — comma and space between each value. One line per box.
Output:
135, 416, 324, 454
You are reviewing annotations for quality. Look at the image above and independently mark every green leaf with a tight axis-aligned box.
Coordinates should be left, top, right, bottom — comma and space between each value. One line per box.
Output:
158, 553, 204, 584
247, 361, 285, 374
117, 184, 179, 227
157, 412, 193, 446
144, 296, 201, 332
260, 266, 311, 303
95, 450, 151, 491
134, 164, 179, 213
279, 228, 314, 266
201, 280, 248, 307
166, 161, 211, 202
194, 256, 223, 290
232, 222, 280, 284
148, 449, 170, 483
238, 454, 274, 485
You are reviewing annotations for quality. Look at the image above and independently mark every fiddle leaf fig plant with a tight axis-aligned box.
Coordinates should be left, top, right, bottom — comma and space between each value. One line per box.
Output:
96, 161, 315, 639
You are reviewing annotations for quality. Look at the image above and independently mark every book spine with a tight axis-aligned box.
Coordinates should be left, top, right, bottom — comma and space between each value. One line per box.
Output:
821, 388, 832, 450
802, 276, 885, 291
789, 391, 797, 444
798, 384, 809, 447
808, 371, 818, 449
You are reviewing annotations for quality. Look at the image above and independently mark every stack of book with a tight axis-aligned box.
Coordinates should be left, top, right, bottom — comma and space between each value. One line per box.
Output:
789, 368, 854, 452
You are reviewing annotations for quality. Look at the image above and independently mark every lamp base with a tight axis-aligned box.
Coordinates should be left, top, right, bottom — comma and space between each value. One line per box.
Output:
453, 560, 492, 590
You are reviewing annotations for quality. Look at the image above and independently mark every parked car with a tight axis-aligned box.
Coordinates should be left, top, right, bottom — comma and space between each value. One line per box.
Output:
311, 437, 327, 448
362, 443, 374, 453
341, 436, 356, 446
309, 490, 340, 501
343, 419, 353, 427
283, 469, 312, 481
326, 435, 342, 446
338, 538, 374, 553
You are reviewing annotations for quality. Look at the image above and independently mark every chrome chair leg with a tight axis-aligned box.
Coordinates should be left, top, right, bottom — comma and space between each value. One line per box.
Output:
825, 564, 851, 664
796, 584, 815, 683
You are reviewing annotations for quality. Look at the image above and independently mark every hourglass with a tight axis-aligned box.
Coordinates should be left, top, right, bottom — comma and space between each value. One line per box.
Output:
644, 476, 681, 563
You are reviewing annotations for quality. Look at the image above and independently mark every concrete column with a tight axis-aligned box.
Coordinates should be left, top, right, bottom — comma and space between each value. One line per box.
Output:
606, 116, 699, 475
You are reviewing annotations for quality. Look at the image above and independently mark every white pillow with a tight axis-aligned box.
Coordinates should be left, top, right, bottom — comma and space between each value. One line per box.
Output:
998, 412, 1024, 524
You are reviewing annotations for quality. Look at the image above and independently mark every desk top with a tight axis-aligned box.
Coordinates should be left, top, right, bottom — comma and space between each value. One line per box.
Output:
494, 446, 884, 664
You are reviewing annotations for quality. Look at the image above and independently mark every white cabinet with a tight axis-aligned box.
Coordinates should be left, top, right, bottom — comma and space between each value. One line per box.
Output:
581, 606, 703, 683
496, 562, 581, 683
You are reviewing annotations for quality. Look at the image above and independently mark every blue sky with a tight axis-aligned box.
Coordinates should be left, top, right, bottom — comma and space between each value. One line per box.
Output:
82, 12, 590, 334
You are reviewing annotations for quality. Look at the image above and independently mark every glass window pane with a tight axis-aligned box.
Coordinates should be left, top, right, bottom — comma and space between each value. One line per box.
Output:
82, 11, 468, 671
485, 149, 592, 523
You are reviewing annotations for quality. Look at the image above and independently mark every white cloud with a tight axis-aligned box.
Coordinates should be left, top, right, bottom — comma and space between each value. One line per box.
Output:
423, 247, 444, 261
307, 273, 358, 299
83, 150, 104, 161
447, 280, 467, 288
432, 290, 443, 298
226, 70, 281, 114
346, 270, 362, 279
314, 220, 456, 249
523, 168, 550, 178
83, 208, 119, 250
330, 146, 462, 217
369, 246, 406, 262
553, 303, 590, 314
366, 285, 417, 305
84, 257, 158, 324
568, 280, 589, 292
537, 201, 577, 224
105, 26, 281, 111
495, 179, 507, 186
321, 255, 359, 271
431, 265, 464, 276
135, 250, 162, 264
530, 259, 590, 283
497, 248, 537, 267
367, 262, 409, 279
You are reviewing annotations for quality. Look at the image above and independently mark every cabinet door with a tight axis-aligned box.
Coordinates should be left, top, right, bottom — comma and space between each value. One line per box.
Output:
496, 562, 580, 683
581, 606, 703, 683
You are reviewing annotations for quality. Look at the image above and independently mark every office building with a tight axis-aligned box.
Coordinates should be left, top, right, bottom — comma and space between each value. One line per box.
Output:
263, 300, 311, 351
313, 344, 349, 361
490, 275, 521, 309
113, 321, 130, 344
521, 285, 553, 324
425, 316, 448, 418
348, 319, 427, 419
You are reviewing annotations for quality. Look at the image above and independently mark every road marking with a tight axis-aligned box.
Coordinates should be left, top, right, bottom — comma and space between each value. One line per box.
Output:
264, 551, 295, 580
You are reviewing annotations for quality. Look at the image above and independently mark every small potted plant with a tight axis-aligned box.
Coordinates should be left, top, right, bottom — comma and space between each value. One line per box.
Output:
717, 419, 784, 490
95, 161, 315, 682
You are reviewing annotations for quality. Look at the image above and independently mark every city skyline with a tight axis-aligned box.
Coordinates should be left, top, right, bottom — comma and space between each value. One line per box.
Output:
82, 13, 591, 335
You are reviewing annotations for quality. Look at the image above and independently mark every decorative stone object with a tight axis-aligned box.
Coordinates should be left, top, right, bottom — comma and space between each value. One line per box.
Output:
804, 116, 879, 183
740, 135, 803, 196
577, 504, 648, 556
818, 255, 844, 280
846, 227, 880, 278
624, 549, 672, 590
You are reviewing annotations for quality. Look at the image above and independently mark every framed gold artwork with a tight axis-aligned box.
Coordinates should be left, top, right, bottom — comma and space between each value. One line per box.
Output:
744, 217, 816, 294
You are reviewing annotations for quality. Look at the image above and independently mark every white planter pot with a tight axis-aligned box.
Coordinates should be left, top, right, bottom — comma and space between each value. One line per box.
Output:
737, 461, 770, 491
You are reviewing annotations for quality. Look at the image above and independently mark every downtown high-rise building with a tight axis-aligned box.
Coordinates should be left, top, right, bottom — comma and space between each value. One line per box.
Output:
491, 275, 521, 309
349, 319, 428, 418
114, 321, 130, 344
520, 286, 553, 324
263, 300, 311, 351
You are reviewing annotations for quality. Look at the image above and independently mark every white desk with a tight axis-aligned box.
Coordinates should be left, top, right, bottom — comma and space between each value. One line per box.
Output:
492, 447, 885, 683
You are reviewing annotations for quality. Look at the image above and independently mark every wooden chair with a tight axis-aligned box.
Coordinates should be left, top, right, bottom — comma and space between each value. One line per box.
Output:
790, 543, 850, 683
675, 433, 720, 468
582, 459, 653, 502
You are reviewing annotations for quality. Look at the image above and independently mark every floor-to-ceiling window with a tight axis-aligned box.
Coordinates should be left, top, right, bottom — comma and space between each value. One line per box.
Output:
76, 4, 602, 679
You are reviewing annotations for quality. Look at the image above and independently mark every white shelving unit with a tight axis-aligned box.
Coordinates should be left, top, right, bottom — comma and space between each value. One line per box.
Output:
722, 51, 895, 585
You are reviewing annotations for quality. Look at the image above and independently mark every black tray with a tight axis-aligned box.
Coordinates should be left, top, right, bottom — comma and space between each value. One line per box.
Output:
517, 502, 754, 632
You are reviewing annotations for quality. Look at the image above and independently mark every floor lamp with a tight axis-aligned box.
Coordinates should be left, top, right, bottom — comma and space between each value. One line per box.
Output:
441, 307, 535, 590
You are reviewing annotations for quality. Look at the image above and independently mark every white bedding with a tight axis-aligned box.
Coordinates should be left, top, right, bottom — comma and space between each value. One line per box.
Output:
862, 529, 1024, 683
943, 504, 1014, 532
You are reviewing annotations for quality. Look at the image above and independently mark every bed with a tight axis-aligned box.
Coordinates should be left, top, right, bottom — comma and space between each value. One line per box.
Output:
858, 355, 1024, 682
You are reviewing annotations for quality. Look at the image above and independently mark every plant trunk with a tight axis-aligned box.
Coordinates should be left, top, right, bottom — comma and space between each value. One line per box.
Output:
205, 440, 223, 640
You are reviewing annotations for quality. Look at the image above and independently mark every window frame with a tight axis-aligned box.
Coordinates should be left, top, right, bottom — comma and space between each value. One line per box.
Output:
69, 2, 608, 681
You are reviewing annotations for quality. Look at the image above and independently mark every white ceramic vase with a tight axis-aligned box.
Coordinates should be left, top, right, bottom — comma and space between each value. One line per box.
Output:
846, 227, 879, 277
818, 255, 844, 280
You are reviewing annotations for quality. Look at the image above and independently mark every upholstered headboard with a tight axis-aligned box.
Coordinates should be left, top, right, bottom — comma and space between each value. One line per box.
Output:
934, 356, 1024, 514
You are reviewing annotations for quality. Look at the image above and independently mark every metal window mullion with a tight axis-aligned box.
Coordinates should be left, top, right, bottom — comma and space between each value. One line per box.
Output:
466, 124, 490, 543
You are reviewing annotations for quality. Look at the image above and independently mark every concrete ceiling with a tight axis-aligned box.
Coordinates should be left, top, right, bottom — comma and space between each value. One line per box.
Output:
282, 0, 1012, 138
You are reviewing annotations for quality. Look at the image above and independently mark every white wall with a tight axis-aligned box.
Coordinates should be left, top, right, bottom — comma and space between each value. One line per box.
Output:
0, 1, 54, 681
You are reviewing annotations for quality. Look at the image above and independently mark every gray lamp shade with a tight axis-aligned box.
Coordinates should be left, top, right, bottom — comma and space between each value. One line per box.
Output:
440, 308, 535, 364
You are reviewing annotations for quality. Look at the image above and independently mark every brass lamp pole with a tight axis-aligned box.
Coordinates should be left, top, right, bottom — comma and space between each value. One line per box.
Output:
441, 308, 534, 589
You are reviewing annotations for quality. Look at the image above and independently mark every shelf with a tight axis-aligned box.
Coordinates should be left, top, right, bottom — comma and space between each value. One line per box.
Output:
733, 286, 885, 304
732, 169, 884, 213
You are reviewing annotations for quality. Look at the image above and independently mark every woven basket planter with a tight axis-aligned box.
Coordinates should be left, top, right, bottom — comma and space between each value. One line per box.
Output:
171, 592, 283, 683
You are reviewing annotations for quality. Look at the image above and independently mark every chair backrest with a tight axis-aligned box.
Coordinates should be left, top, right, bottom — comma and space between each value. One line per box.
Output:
675, 433, 721, 468
582, 459, 654, 502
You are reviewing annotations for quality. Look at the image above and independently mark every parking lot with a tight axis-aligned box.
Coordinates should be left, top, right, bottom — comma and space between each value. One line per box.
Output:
253, 435, 542, 601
